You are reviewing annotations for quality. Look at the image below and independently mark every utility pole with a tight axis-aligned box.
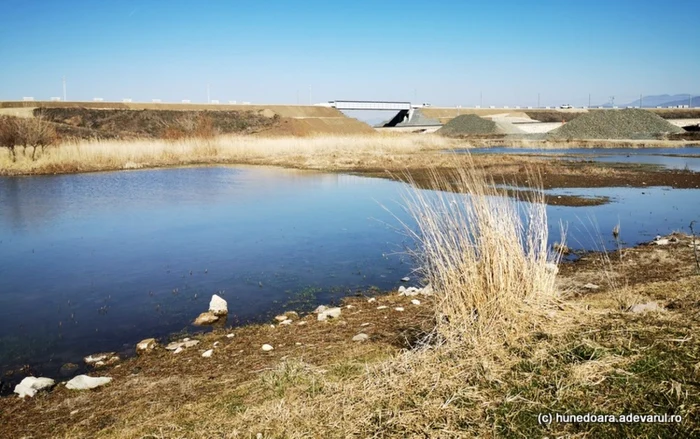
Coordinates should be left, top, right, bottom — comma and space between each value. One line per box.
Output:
610, 96, 615, 108
62, 76, 67, 101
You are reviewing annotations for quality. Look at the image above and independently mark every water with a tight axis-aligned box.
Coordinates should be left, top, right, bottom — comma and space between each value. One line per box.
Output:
1, 166, 698, 378
454, 146, 700, 171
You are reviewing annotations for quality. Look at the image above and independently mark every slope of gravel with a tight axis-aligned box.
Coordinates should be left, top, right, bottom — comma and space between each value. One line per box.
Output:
396, 109, 441, 127
547, 109, 684, 140
438, 114, 524, 136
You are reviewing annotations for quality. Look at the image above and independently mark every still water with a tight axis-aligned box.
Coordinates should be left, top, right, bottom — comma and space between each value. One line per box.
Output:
457, 146, 700, 172
0, 166, 698, 378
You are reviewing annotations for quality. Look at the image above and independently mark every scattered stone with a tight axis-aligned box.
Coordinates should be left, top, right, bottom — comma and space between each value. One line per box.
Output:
547, 109, 683, 140
136, 338, 157, 353
652, 238, 670, 246
274, 315, 288, 322
202, 349, 213, 358
629, 302, 664, 313
262, 344, 274, 352
14, 377, 55, 398
398, 285, 406, 294
295, 342, 302, 346
376, 306, 388, 310
209, 294, 228, 316
297, 321, 307, 325
66, 375, 112, 390
280, 319, 293, 325
411, 299, 421, 305
166, 339, 200, 351
59, 363, 79, 377
346, 305, 355, 309
70, 409, 79, 416
284, 311, 300, 320
421, 284, 434, 296
270, 325, 275, 328
84, 352, 117, 366
395, 307, 405, 312
401, 277, 410, 282
545, 263, 559, 274
352, 333, 369, 342
213, 341, 220, 347
193, 311, 219, 326
226, 333, 235, 338
314, 305, 328, 314
367, 298, 377, 303
317, 307, 342, 321
583, 283, 600, 290
400, 287, 421, 297
173, 347, 184, 354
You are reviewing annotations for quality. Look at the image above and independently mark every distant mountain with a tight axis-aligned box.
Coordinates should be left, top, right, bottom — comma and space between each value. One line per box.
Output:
622, 94, 697, 108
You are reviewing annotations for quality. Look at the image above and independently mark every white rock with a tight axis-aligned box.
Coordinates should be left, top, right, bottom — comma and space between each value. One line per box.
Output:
14, 377, 55, 398
193, 311, 219, 326
583, 283, 600, 290
65, 375, 112, 390
346, 305, 355, 309
360, 323, 370, 327
173, 347, 184, 354
367, 298, 377, 303
295, 342, 302, 346
226, 333, 235, 338
270, 325, 275, 328
402, 287, 421, 297
314, 305, 328, 314
629, 302, 664, 313
395, 307, 405, 312
84, 352, 116, 365
352, 333, 369, 342
202, 349, 213, 358
297, 321, 307, 325
213, 341, 220, 347
545, 263, 559, 274
411, 299, 421, 305
420, 284, 434, 296
262, 344, 274, 352
376, 306, 388, 310
136, 338, 157, 353
317, 307, 342, 321
401, 277, 410, 282
274, 315, 289, 322
209, 294, 228, 316
398, 285, 407, 294
280, 319, 293, 325
166, 339, 200, 351
652, 238, 670, 246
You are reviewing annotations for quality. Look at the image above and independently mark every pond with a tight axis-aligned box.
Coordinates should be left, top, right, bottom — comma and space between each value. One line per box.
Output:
1, 165, 698, 380
455, 146, 700, 172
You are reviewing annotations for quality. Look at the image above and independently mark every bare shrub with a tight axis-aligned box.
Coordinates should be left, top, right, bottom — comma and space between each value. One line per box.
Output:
0, 116, 57, 161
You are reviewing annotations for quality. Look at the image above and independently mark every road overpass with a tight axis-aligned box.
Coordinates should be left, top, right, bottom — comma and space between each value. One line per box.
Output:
323, 101, 431, 126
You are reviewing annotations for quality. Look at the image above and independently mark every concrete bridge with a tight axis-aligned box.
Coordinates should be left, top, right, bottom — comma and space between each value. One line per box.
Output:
321, 100, 431, 127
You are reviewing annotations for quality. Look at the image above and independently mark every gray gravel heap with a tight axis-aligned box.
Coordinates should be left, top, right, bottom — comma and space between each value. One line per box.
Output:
397, 109, 441, 127
438, 114, 523, 136
547, 109, 684, 140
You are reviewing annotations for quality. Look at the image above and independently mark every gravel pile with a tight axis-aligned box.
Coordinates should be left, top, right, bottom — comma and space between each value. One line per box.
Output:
547, 109, 684, 140
396, 109, 441, 127
437, 114, 524, 136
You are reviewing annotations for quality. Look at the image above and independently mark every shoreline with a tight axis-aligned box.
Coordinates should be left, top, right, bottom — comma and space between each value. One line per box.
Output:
1, 233, 698, 437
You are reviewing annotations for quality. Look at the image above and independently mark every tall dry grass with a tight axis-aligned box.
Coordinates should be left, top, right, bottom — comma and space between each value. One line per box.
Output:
399, 155, 562, 338
0, 133, 454, 175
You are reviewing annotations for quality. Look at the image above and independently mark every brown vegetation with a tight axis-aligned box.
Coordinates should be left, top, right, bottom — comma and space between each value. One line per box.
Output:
0, 116, 57, 161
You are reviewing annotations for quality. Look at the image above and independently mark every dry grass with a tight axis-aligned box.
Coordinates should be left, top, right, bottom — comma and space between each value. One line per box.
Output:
0, 133, 455, 175
397, 157, 561, 338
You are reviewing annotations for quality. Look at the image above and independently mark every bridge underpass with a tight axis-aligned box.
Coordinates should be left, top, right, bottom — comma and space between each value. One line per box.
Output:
322, 100, 433, 127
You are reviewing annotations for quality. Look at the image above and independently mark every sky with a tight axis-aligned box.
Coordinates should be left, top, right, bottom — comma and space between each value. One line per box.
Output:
0, 0, 698, 109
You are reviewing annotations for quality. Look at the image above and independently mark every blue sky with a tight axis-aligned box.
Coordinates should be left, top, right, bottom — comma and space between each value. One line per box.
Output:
0, 0, 698, 107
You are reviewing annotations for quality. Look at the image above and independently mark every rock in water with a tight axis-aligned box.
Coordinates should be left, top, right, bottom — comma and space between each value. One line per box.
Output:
65, 375, 112, 390
14, 377, 56, 398
209, 294, 228, 316
193, 311, 219, 326
136, 338, 157, 353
